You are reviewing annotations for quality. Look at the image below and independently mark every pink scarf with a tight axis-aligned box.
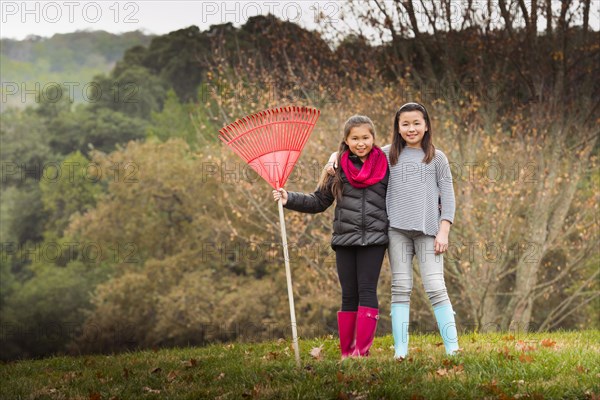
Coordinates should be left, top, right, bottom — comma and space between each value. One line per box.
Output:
340, 146, 388, 188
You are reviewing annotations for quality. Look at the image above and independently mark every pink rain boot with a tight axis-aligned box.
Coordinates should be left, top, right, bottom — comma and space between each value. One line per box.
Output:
352, 306, 379, 357
337, 311, 357, 358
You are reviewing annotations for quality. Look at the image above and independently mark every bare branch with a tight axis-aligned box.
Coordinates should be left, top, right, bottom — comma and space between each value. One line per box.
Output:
583, 0, 591, 39
461, 0, 475, 31
517, 0, 530, 30
531, 0, 538, 34
498, 0, 515, 37
545, 0, 553, 34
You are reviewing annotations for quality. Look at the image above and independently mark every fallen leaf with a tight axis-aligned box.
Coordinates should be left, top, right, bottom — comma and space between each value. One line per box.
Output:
541, 338, 556, 348
217, 372, 225, 380
167, 370, 178, 382
480, 379, 502, 394
309, 345, 324, 360
516, 341, 536, 352
143, 387, 161, 394
62, 371, 79, 382
498, 346, 514, 360
575, 365, 589, 373
150, 367, 161, 374
502, 334, 515, 341
337, 391, 349, 400
181, 359, 197, 369
89, 393, 101, 400
225, 344, 235, 350
452, 364, 465, 373
518, 353, 533, 363
263, 351, 279, 360
336, 371, 345, 383
436, 368, 448, 376
434, 342, 444, 347
584, 390, 600, 400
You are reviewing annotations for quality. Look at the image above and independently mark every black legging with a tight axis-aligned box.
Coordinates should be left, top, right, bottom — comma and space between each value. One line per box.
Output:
335, 245, 386, 311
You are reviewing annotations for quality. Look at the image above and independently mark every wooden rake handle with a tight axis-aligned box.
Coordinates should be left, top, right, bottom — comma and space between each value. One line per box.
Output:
277, 196, 301, 367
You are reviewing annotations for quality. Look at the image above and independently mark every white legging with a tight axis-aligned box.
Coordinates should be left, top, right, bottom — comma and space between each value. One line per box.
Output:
388, 228, 451, 307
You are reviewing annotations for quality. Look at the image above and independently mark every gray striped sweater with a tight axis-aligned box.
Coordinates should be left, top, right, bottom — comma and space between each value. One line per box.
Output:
382, 144, 455, 236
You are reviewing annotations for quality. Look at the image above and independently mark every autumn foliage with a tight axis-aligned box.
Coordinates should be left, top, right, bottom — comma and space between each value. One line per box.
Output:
1, 4, 598, 359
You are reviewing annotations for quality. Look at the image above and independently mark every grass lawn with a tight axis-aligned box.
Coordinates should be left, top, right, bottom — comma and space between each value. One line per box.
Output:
1, 330, 599, 399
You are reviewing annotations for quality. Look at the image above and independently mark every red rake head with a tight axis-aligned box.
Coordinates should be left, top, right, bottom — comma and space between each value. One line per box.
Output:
218, 106, 321, 189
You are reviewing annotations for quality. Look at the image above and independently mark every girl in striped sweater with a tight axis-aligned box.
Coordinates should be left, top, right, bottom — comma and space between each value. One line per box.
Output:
386, 102, 459, 359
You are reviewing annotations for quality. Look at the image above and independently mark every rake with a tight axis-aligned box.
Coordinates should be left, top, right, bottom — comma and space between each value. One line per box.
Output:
219, 106, 321, 366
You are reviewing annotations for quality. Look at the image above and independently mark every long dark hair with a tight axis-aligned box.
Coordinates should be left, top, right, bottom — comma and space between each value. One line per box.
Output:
317, 115, 376, 200
389, 102, 435, 165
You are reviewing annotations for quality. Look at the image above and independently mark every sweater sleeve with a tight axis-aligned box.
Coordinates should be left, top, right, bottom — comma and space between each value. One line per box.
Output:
284, 182, 335, 214
436, 150, 455, 224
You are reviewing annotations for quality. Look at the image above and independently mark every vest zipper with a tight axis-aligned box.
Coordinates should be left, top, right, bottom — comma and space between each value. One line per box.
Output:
361, 188, 366, 245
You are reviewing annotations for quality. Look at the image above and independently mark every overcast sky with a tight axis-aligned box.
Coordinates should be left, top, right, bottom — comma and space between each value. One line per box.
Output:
1, 1, 338, 40
1, 1, 598, 41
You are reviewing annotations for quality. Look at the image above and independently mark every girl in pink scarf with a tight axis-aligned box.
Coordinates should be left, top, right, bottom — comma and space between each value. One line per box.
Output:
273, 115, 389, 359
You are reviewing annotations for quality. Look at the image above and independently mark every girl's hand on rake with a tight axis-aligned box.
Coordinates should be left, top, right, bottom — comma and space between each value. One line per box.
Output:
325, 152, 338, 176
272, 189, 288, 205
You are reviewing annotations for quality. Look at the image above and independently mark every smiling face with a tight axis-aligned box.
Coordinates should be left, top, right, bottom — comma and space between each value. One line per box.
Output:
398, 110, 428, 148
345, 124, 374, 161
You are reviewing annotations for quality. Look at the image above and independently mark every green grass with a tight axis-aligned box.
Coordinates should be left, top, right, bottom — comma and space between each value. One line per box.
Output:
1, 331, 599, 399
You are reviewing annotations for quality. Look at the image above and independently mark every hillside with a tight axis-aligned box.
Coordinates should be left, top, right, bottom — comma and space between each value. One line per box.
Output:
0, 30, 154, 110
1, 331, 598, 399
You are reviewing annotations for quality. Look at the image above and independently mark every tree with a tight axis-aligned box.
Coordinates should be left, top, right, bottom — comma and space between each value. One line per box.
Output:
39, 151, 103, 239
146, 89, 198, 147
47, 105, 147, 155
90, 67, 167, 120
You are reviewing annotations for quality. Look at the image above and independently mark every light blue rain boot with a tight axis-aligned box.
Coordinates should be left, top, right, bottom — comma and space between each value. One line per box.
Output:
391, 303, 410, 359
433, 304, 459, 355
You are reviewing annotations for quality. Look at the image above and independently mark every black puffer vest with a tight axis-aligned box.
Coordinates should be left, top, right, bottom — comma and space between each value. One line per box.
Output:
285, 155, 389, 248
